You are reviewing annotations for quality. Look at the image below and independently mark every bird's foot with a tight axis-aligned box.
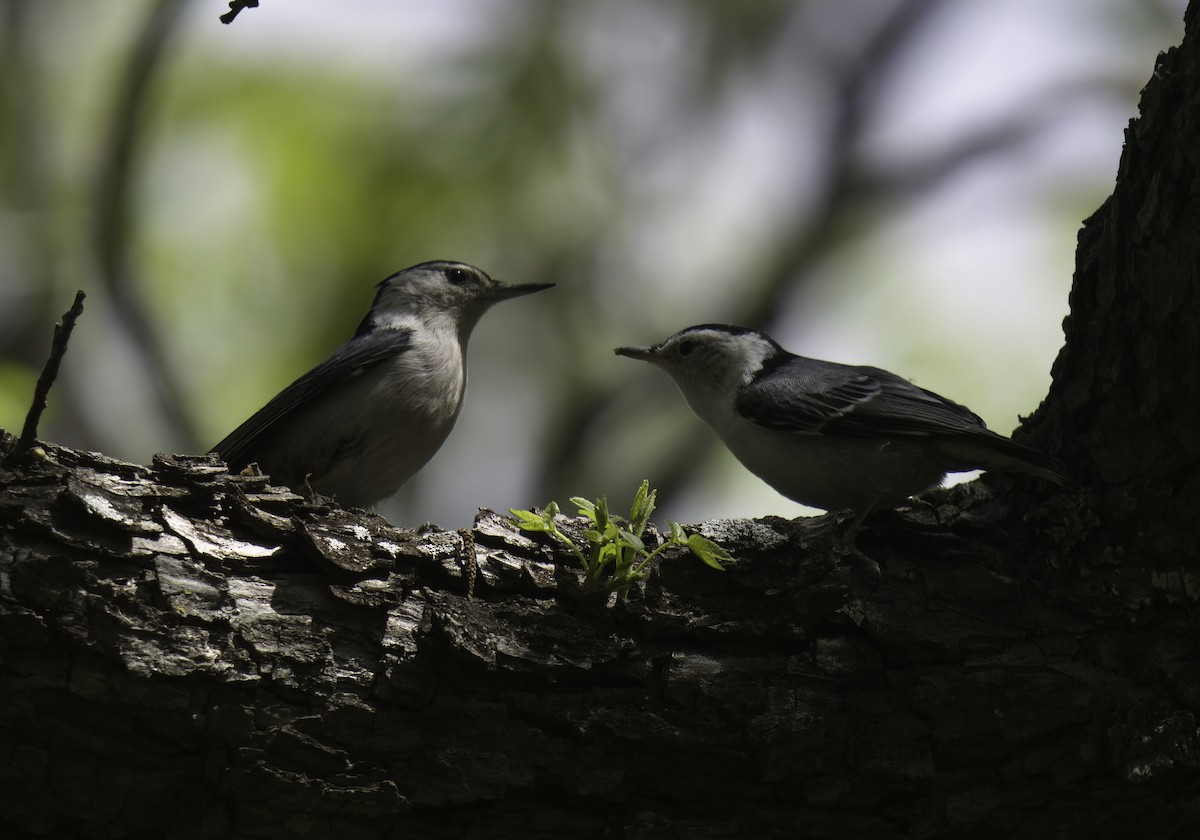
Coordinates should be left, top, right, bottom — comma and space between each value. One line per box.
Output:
815, 509, 881, 597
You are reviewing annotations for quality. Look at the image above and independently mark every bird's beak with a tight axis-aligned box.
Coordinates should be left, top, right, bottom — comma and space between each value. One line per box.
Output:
488, 281, 555, 301
614, 344, 656, 362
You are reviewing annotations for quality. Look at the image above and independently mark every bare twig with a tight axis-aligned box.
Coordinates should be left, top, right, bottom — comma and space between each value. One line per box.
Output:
220, 0, 260, 25
15, 291, 86, 452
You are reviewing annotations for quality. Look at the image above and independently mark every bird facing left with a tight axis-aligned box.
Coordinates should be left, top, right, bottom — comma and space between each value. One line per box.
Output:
615, 324, 1077, 518
211, 261, 553, 508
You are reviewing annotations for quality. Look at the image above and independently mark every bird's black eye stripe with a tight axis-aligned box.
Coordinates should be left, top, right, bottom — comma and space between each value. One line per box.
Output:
446, 267, 472, 285
678, 340, 696, 357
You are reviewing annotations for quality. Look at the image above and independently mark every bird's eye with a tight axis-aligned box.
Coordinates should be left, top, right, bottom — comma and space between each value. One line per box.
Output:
678, 340, 696, 357
446, 268, 471, 285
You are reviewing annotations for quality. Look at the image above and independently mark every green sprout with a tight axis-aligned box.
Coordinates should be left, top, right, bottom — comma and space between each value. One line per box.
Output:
509, 480, 730, 596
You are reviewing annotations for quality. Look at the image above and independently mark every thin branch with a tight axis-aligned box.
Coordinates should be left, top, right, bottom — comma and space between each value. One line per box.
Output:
93, 0, 199, 450
13, 291, 86, 453
220, 0, 260, 25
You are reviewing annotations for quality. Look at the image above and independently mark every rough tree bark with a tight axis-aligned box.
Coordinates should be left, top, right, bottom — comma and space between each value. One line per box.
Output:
3, 7, 1200, 840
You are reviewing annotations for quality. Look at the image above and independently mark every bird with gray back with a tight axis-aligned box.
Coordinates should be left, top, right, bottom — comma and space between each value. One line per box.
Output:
615, 324, 1077, 519
212, 261, 552, 508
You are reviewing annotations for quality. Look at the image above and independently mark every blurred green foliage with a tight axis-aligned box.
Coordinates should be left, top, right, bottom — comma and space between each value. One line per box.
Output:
0, 0, 1185, 524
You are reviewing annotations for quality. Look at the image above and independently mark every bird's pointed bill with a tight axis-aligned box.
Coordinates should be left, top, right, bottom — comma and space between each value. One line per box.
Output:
614, 345, 656, 362
489, 281, 555, 301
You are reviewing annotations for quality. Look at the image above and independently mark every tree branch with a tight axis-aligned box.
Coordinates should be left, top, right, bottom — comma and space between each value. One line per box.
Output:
0, 434, 1192, 837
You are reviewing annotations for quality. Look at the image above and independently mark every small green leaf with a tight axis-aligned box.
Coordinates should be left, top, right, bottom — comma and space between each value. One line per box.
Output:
667, 520, 687, 543
628, 480, 655, 535
618, 529, 646, 553
570, 496, 597, 521
599, 495, 613, 528
542, 506, 563, 532
630, 479, 648, 514
583, 528, 603, 545
509, 508, 551, 532
687, 534, 730, 570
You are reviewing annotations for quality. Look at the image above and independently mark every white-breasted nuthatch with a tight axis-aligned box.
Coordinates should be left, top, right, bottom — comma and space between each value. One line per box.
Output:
212, 261, 552, 507
615, 324, 1078, 516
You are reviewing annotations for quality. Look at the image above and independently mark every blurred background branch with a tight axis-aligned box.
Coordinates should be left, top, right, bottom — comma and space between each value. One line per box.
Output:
0, 0, 1187, 524
93, 0, 196, 450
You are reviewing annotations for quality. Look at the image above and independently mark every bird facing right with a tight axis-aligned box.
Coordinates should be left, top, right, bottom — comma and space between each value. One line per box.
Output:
615, 324, 1077, 517
212, 261, 551, 508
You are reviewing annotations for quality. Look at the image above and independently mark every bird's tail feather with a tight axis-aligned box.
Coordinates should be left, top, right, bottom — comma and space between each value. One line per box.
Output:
941, 435, 1081, 489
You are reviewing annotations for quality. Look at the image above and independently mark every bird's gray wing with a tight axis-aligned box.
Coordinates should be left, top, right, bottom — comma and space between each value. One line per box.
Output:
735, 355, 987, 438
211, 328, 413, 470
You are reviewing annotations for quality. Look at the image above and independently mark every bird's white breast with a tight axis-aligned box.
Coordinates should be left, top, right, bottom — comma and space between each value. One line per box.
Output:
716, 415, 950, 512
287, 328, 467, 506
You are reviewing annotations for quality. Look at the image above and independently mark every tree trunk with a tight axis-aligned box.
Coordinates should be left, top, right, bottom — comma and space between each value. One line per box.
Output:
4, 6, 1200, 840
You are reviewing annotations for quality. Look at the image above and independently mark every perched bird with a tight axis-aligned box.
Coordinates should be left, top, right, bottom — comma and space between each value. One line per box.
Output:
615, 324, 1077, 517
212, 261, 552, 507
